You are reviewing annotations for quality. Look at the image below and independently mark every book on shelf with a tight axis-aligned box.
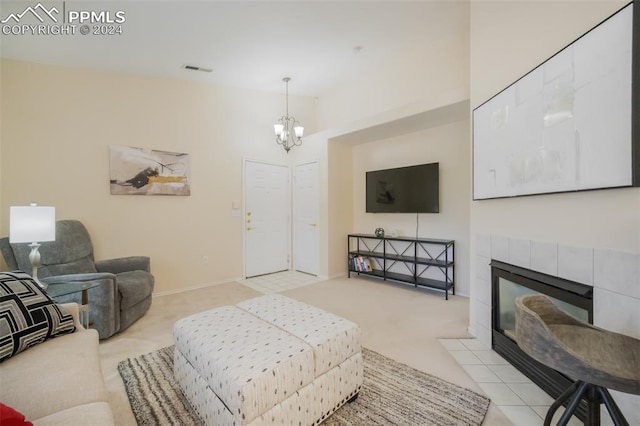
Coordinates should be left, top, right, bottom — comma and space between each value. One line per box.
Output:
351, 256, 361, 271
363, 257, 372, 272
352, 255, 373, 272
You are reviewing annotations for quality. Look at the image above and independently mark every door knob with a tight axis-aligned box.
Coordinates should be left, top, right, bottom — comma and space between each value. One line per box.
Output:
247, 226, 254, 231
310, 223, 317, 227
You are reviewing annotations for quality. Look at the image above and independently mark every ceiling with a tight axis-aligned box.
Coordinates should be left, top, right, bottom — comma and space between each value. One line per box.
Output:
0, 1, 468, 96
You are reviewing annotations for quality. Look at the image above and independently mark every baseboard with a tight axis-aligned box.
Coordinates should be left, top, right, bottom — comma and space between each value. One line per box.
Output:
153, 277, 243, 298
467, 324, 477, 338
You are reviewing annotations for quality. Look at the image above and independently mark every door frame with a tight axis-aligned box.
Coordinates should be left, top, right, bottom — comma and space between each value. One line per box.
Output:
292, 160, 320, 276
242, 158, 291, 279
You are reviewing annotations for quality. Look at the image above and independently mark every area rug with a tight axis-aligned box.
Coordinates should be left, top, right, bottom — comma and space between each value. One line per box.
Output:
118, 346, 490, 426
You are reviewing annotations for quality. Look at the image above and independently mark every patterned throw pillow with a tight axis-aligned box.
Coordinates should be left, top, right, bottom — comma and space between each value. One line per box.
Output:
0, 271, 76, 363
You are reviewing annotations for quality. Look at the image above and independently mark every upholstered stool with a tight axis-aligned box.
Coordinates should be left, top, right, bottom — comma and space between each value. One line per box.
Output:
515, 294, 640, 426
173, 295, 362, 426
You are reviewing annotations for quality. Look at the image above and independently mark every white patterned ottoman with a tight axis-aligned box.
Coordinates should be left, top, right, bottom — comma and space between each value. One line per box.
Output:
173, 294, 363, 426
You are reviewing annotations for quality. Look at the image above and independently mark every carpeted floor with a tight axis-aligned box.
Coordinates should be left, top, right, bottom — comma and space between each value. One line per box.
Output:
118, 345, 490, 426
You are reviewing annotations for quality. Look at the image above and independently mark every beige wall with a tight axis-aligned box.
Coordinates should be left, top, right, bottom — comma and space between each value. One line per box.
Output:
327, 139, 354, 278
313, 1, 471, 292
470, 1, 640, 420
289, 131, 330, 278
317, 1, 469, 130
0, 59, 3, 249
350, 120, 471, 296
288, 132, 355, 280
0, 59, 317, 293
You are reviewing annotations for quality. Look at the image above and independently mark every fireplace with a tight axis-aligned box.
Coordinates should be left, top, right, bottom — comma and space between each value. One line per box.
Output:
491, 260, 593, 420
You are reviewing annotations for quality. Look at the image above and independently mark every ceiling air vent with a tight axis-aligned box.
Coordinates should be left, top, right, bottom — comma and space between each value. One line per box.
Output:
182, 64, 213, 73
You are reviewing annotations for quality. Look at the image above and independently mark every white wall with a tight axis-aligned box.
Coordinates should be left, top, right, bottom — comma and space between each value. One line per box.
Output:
470, 1, 640, 421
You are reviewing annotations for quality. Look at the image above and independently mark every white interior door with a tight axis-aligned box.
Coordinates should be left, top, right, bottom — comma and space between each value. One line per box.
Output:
244, 160, 290, 277
293, 161, 319, 276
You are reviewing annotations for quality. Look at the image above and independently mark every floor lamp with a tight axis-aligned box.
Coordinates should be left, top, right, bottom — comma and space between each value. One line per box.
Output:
9, 203, 56, 290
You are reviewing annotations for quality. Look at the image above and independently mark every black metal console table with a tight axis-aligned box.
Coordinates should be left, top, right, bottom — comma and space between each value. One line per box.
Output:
347, 234, 455, 299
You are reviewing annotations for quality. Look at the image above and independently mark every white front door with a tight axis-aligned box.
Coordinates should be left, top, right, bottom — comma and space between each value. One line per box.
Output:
244, 160, 290, 277
293, 161, 319, 276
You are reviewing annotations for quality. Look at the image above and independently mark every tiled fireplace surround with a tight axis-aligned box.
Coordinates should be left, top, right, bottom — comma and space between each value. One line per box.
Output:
470, 234, 640, 423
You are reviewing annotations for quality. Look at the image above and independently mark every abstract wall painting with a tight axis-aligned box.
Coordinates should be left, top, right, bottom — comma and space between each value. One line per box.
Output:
110, 145, 191, 196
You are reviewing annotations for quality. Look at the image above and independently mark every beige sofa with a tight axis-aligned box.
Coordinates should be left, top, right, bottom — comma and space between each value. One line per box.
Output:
0, 303, 114, 425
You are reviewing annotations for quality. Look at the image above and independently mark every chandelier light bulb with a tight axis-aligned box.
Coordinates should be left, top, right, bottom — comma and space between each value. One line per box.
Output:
273, 77, 303, 153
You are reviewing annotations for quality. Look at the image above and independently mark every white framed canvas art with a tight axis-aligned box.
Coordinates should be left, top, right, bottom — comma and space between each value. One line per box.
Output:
473, 2, 639, 200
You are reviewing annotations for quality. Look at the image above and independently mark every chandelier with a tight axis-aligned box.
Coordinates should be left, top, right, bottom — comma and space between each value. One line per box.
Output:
274, 77, 304, 153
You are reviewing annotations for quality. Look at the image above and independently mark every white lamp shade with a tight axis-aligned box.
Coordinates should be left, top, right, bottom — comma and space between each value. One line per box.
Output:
9, 205, 56, 243
294, 126, 304, 138
274, 123, 284, 136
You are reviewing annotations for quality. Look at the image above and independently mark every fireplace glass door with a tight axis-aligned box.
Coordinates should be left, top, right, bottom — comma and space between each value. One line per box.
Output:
491, 260, 593, 421
497, 276, 590, 341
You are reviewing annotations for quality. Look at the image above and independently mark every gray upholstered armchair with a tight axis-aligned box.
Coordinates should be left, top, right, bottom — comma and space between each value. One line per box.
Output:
0, 219, 154, 339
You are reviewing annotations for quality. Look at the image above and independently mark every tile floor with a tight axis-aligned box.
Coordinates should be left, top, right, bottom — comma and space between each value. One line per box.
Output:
235, 272, 603, 426
439, 338, 593, 426
238, 270, 322, 294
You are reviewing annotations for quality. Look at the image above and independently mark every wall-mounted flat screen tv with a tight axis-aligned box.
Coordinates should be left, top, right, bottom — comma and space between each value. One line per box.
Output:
366, 163, 439, 213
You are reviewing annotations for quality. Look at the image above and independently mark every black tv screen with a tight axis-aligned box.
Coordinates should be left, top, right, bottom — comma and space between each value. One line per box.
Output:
366, 163, 439, 213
